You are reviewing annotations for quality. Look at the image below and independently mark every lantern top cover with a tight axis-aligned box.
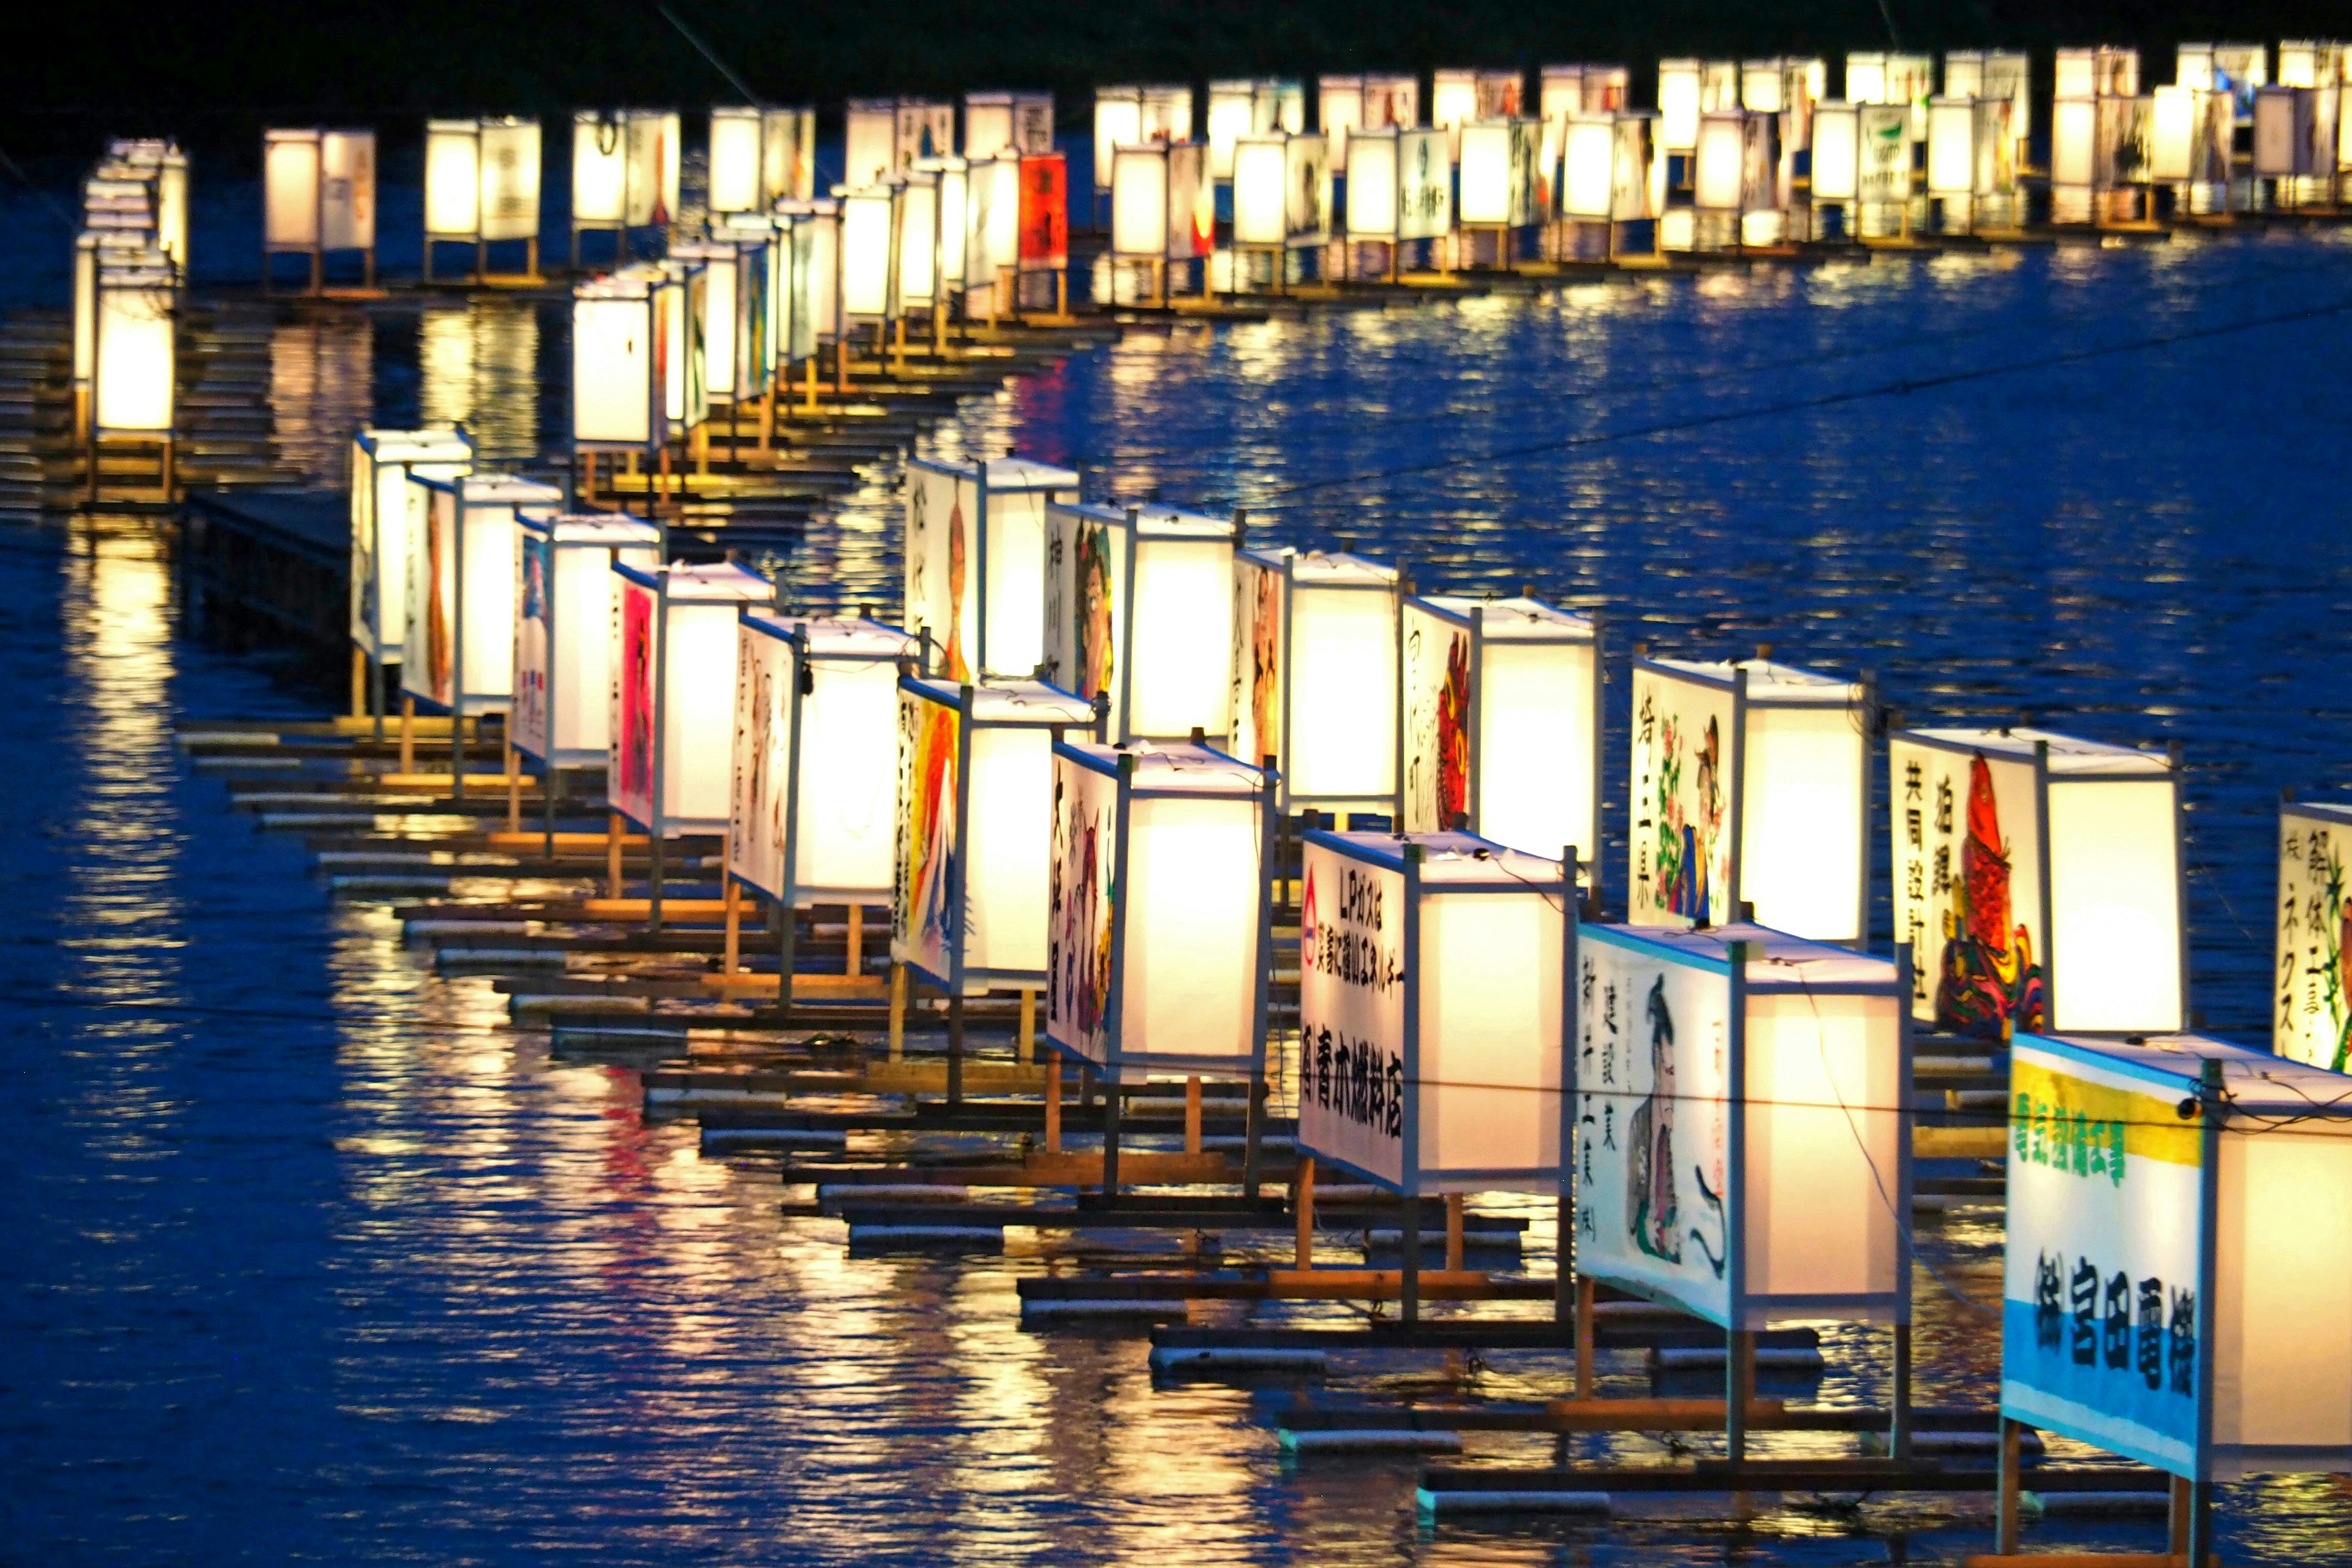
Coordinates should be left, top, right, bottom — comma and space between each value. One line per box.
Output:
919, 453, 1081, 493
1055, 739, 1264, 796
1053, 499, 1234, 541
2017, 1030, 2352, 1125
1412, 593, 1593, 641
355, 425, 471, 462
1644, 654, 1861, 704
1238, 546, 1398, 589
518, 511, 660, 548
741, 611, 916, 662
1592, 918, 1900, 992
2287, 799, 2352, 829
1302, 827, 1566, 890
1899, 725, 2173, 777
613, 560, 773, 602
900, 674, 1097, 726
415, 472, 563, 508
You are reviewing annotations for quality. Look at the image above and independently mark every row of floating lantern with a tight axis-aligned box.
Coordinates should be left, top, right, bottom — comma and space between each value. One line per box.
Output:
74, 138, 187, 500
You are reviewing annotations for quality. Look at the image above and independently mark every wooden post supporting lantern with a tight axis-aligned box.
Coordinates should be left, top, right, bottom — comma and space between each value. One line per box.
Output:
1042, 500, 1236, 746
1889, 726, 2186, 1039
1230, 548, 1402, 821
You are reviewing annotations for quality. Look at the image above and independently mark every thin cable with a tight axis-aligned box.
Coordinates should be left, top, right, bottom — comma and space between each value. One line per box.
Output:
654, 2, 763, 107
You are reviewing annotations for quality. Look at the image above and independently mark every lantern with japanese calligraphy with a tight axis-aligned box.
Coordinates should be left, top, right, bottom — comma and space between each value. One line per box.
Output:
729, 612, 916, 911
1344, 126, 1453, 249
350, 426, 473, 674
1401, 595, 1599, 877
1888, 726, 2185, 1039
401, 473, 561, 718
1629, 657, 1868, 944
1229, 548, 1400, 818
1042, 501, 1235, 746
967, 91, 1053, 160
1298, 829, 1569, 1196
904, 456, 1080, 683
263, 128, 375, 289
895, 676, 1098, 995
2000, 1032, 2352, 1491
2271, 800, 2352, 1071
511, 512, 660, 771
1048, 741, 1271, 1080
1575, 923, 1909, 1330
423, 117, 540, 279
608, 561, 775, 840
1362, 73, 1418, 129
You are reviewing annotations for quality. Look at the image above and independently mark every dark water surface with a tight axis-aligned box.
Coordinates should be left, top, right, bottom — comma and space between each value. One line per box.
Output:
7, 221, 2352, 1562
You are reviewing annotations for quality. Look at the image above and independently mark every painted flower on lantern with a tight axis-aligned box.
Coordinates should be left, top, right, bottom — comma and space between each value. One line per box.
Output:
1436, 631, 1469, 827
1651, 713, 1724, 924
1936, 752, 2048, 1039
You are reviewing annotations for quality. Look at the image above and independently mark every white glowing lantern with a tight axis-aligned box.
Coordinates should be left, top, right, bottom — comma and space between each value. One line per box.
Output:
1109, 142, 1187, 259
1141, 84, 1194, 143
891, 170, 940, 315
2214, 45, 2269, 118
1457, 119, 1538, 226
511, 512, 660, 769
571, 110, 679, 230
1232, 134, 1288, 246
2053, 95, 2098, 198
571, 266, 672, 452
729, 612, 916, 908
655, 256, 709, 435
668, 239, 748, 400
781, 199, 842, 359
262, 128, 375, 277
91, 254, 176, 436
1346, 127, 1401, 238
1812, 101, 1860, 202
2002, 1031, 2352, 1482
712, 213, 780, 393
1659, 58, 1703, 153
1298, 829, 1569, 1194
1400, 595, 1599, 873
1041, 502, 1235, 745
1847, 51, 1890, 105
2272, 801, 2352, 1071
967, 91, 1052, 160
895, 99, 956, 167
401, 473, 560, 716
903, 455, 1080, 682
843, 99, 898, 189
423, 117, 540, 247
2281, 40, 2332, 88
1561, 114, 1619, 219
1927, 96, 1977, 196
962, 159, 1021, 303
768, 107, 817, 202
839, 185, 895, 320
2151, 86, 2199, 181
1319, 75, 1364, 170
1889, 726, 2184, 1039
1693, 110, 1749, 211
2253, 86, 2318, 179
349, 426, 473, 667
1208, 79, 1276, 179
1577, 922, 1909, 1329
608, 561, 775, 838
1629, 657, 1869, 944
1432, 69, 1481, 156
894, 675, 1098, 993
707, 107, 763, 215
1048, 741, 1270, 1079
1741, 59, 1785, 113
1229, 548, 1400, 816
916, 157, 969, 296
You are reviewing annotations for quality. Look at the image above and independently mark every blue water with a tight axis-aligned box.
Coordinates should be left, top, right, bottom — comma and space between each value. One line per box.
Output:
7, 197, 2352, 1562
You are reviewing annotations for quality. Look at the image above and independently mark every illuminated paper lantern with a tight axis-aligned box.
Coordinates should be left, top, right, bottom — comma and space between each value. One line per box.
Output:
1297, 829, 1569, 1195
1812, 101, 1860, 202
729, 612, 916, 907
511, 513, 660, 769
424, 117, 541, 246
1539, 67, 1584, 185
1109, 143, 1167, 256
962, 159, 1020, 304
1693, 111, 1748, 211
1701, 60, 1741, 112
2150, 86, 2199, 181
1560, 114, 1619, 219
2052, 95, 2098, 217
1232, 134, 1288, 246
608, 561, 775, 838
2212, 45, 2269, 120
1458, 120, 1542, 227
1042, 501, 1235, 745
668, 239, 750, 399
571, 266, 674, 451
1319, 75, 1364, 170
1889, 727, 2184, 1039
1345, 127, 1401, 239
1284, 133, 1333, 244
2059, 46, 2139, 97
1401, 595, 1599, 870
1363, 73, 1418, 129
1847, 52, 1890, 104
896, 99, 956, 167
654, 257, 709, 435
1017, 153, 1069, 277
2280, 40, 2335, 88
894, 675, 1098, 993
1741, 59, 1785, 113
2000, 1031, 2352, 1482
263, 128, 375, 281
843, 99, 897, 189
1207, 80, 1272, 179
1140, 85, 1193, 143
2095, 96, 2157, 197
1629, 657, 1868, 944
918, 157, 969, 296
1576, 922, 1909, 1327
707, 106, 763, 215
401, 473, 560, 716
711, 214, 780, 393
1229, 548, 1400, 816
904, 456, 1080, 682
349, 426, 472, 667
569, 110, 677, 229
628, 110, 680, 224
782, 200, 842, 360
91, 254, 176, 436
767, 107, 816, 203
967, 91, 1052, 160
1659, 59, 1703, 153
1431, 70, 1480, 156
2253, 86, 2318, 179
1048, 741, 1271, 1078
839, 185, 895, 320
2272, 800, 2352, 1071
1927, 95, 1977, 197
891, 171, 940, 315
1618, 113, 1664, 221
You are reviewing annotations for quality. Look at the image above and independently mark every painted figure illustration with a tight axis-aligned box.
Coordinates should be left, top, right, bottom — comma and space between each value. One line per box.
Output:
1935, 752, 2048, 1039
1249, 570, 1280, 765
1651, 712, 1723, 923
1075, 521, 1113, 701
1436, 631, 1470, 828
907, 698, 959, 962
1627, 974, 1679, 1262
1047, 778, 1111, 1042
619, 588, 654, 808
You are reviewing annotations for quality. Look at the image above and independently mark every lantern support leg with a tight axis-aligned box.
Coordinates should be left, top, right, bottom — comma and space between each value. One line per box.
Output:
1241, 1072, 1264, 1197
2169, 1474, 2191, 1556
1294, 1155, 1315, 1269
505, 743, 521, 833
774, 897, 796, 1028
1400, 1196, 1420, 1327
1725, 1329, 1754, 1465
2186, 1478, 2215, 1568
1444, 1193, 1464, 1272
1554, 1184, 1574, 1323
1575, 1276, 1596, 1398
946, 991, 963, 1104
542, 764, 558, 862
399, 696, 415, 776
606, 811, 624, 898
1016, 988, 1033, 1063
845, 902, 862, 976
350, 647, 366, 718
1044, 1055, 1061, 1153
1183, 1076, 1202, 1156
805, 352, 818, 413
887, 962, 906, 1061
1099, 1069, 1121, 1199
1890, 1321, 1913, 1460
451, 710, 466, 801
646, 833, 664, 933
1994, 1417, 2022, 1554
721, 852, 741, 978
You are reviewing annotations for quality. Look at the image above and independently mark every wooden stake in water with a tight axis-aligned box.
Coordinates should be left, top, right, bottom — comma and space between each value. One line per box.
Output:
844, 903, 862, 976
720, 831, 741, 977
606, 811, 624, 899
1184, 1077, 1202, 1156
1017, 988, 1034, 1063
399, 696, 415, 775
1044, 1055, 1061, 1153
1294, 1156, 1316, 1270
886, 962, 906, 1062
505, 742, 520, 833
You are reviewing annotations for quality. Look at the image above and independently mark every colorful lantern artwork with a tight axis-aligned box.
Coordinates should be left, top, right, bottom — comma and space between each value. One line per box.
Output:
1230, 548, 1401, 816
1629, 658, 1869, 944
511, 512, 660, 770
1575, 922, 1910, 1327
608, 561, 775, 839
1888, 727, 2185, 1039
894, 676, 1098, 995
1457, 119, 1545, 228
1047, 741, 1272, 1078
904, 455, 1080, 683
401, 473, 562, 717
2272, 800, 2352, 1071
1295, 829, 1570, 1194
1042, 501, 1236, 745
349, 426, 473, 670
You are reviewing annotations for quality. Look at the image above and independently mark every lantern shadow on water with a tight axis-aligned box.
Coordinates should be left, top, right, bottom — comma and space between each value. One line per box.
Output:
1047, 741, 1272, 1082
903, 455, 1080, 684
401, 473, 561, 718
511, 513, 660, 771
894, 676, 1098, 996
608, 561, 775, 839
1230, 548, 1401, 819
1889, 726, 2185, 1040
1575, 922, 1910, 1329
1042, 500, 1235, 746
1296, 830, 1569, 1196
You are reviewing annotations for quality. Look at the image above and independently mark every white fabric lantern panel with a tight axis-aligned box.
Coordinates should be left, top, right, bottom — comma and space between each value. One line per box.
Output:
1141, 85, 1193, 143
1297, 829, 1569, 1196
2275, 800, 2352, 1071
894, 676, 1097, 994
424, 118, 540, 243
891, 172, 940, 314
1629, 657, 1868, 943
1577, 922, 1908, 1329
839, 186, 894, 320
1812, 102, 1860, 201
2002, 1032, 2352, 1481
895, 100, 956, 168
764, 107, 816, 204
1561, 115, 1618, 219
1693, 110, 1748, 211
1042, 501, 1235, 745
668, 241, 745, 399
1232, 135, 1287, 246
1889, 727, 2184, 1040
400, 473, 560, 715
1319, 76, 1363, 170
1205, 81, 1259, 179
1284, 134, 1333, 244
1457, 121, 1531, 225
1346, 128, 1400, 238
843, 100, 898, 189
963, 159, 1021, 296
1110, 144, 1170, 258
263, 129, 375, 254
1094, 89, 1144, 192
729, 612, 916, 907
1659, 59, 1703, 153
349, 426, 472, 662
608, 562, 774, 838
91, 255, 176, 436
707, 107, 763, 215
571, 266, 671, 451
1431, 69, 1480, 155
967, 91, 1052, 161
511, 513, 660, 768
784, 200, 842, 356
1401, 595, 1599, 872
903, 456, 1080, 683
1047, 741, 1268, 1079
571, 112, 628, 225
1927, 96, 1977, 197
1230, 548, 1399, 816
1541, 66, 1586, 173
1362, 73, 1417, 129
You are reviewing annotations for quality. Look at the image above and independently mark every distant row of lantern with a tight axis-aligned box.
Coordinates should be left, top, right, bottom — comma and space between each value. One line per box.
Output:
74, 138, 187, 496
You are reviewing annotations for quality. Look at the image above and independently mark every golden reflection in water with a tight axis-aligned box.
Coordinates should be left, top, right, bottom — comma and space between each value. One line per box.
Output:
269, 312, 372, 486
417, 301, 541, 464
